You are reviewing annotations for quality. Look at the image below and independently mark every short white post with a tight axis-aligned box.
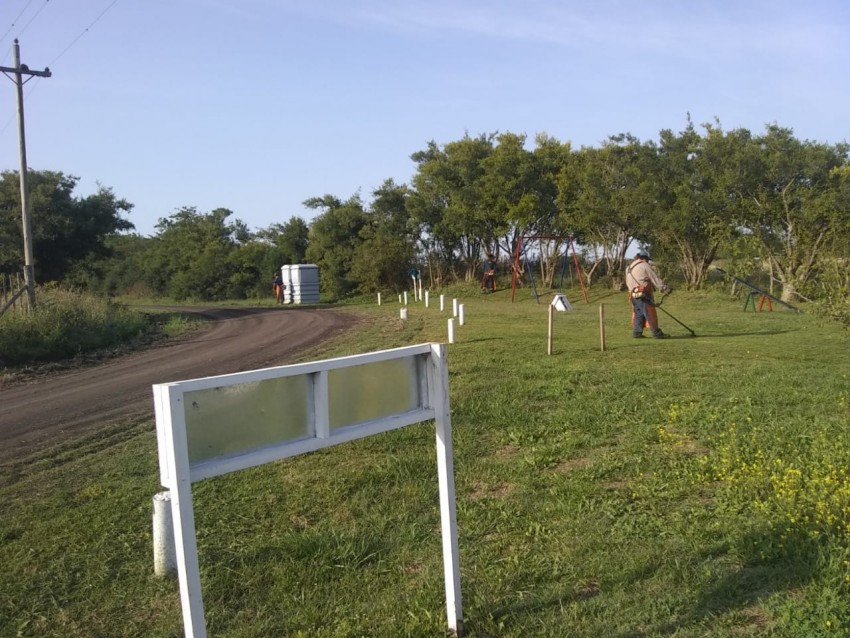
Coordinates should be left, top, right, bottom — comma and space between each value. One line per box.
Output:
404, 291, 408, 305
547, 304, 554, 355
153, 491, 176, 578
418, 278, 423, 302
400, 307, 408, 320
377, 292, 382, 306
448, 318, 455, 344
452, 298, 458, 317
398, 294, 402, 304
459, 304, 465, 326
440, 294, 445, 312
425, 291, 430, 308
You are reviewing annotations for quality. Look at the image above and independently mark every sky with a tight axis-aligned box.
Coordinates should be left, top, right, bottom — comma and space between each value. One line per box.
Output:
1, 0, 848, 237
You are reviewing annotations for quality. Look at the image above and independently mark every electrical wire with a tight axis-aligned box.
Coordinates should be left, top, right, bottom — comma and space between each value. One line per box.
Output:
0, 0, 123, 138
0, 0, 37, 50
47, 0, 121, 68
11, 0, 49, 41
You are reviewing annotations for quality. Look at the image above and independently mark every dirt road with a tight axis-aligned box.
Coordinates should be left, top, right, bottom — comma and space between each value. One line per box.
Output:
0, 307, 356, 465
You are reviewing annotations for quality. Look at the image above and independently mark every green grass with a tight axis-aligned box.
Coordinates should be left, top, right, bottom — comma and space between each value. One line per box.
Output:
2, 285, 850, 637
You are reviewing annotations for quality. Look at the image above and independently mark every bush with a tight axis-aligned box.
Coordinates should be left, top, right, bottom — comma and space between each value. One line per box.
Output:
0, 285, 148, 366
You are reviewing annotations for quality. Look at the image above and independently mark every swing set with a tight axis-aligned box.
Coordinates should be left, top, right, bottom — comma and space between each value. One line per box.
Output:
510, 235, 588, 304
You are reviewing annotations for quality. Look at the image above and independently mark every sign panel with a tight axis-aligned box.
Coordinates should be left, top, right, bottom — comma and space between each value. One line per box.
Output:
153, 343, 461, 638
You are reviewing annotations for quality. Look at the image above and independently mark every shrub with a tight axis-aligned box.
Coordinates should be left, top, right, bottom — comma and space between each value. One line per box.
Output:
0, 285, 148, 366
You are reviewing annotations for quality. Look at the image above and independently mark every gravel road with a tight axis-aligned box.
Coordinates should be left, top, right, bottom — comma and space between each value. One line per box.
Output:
0, 306, 356, 465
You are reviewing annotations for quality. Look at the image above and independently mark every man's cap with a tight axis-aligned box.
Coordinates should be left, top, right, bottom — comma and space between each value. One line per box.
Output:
636, 252, 650, 260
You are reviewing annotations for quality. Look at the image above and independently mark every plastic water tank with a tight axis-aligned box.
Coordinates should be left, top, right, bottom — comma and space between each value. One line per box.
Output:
280, 264, 320, 304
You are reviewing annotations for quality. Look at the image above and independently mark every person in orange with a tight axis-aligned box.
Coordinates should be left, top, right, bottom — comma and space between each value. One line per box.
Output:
272, 272, 284, 304
625, 252, 670, 338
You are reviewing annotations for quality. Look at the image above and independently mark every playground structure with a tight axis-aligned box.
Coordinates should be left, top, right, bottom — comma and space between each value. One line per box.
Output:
712, 267, 800, 313
511, 235, 588, 304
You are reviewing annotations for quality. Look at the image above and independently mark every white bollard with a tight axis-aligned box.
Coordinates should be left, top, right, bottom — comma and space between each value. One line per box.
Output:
440, 294, 445, 312
398, 294, 402, 304
448, 318, 455, 344
425, 291, 430, 308
153, 491, 176, 578
418, 278, 423, 302
404, 291, 408, 305
459, 304, 465, 326
400, 307, 408, 320
452, 298, 458, 317
377, 292, 382, 306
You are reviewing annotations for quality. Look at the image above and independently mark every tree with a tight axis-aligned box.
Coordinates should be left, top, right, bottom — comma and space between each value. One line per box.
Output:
255, 217, 310, 266
559, 135, 657, 289
143, 206, 247, 300
351, 179, 417, 294
0, 170, 134, 282
409, 134, 494, 282
68, 233, 152, 296
304, 194, 367, 299
734, 126, 850, 302
473, 132, 576, 288
654, 120, 741, 289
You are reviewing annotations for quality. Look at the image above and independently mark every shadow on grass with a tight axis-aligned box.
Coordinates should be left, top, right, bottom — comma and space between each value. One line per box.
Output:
615, 525, 821, 637
466, 524, 822, 637
685, 330, 791, 338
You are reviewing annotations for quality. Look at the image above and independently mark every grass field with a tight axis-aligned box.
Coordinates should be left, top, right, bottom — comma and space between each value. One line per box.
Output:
2, 284, 849, 637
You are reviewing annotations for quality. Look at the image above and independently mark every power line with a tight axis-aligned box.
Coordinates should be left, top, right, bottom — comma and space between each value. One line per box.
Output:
0, 0, 37, 50
11, 0, 49, 41
0, 0, 123, 138
47, 0, 121, 68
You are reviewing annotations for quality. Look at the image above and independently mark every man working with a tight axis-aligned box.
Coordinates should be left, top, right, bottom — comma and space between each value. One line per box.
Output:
625, 252, 671, 339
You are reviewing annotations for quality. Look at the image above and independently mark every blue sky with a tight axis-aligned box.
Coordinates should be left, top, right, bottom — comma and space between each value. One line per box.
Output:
1, 0, 848, 237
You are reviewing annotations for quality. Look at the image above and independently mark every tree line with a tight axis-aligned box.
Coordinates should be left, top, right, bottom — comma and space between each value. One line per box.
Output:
2, 119, 849, 308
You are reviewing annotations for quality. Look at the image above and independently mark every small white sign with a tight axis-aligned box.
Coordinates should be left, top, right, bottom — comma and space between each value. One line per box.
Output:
551, 294, 573, 312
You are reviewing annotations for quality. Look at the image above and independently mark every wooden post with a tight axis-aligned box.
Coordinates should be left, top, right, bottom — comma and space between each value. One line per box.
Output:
599, 304, 605, 352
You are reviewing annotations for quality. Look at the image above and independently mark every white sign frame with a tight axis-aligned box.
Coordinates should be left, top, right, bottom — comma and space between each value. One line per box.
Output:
153, 343, 462, 637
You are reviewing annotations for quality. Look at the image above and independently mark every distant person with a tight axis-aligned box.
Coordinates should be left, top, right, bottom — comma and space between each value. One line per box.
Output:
272, 272, 284, 304
625, 252, 670, 338
481, 254, 497, 293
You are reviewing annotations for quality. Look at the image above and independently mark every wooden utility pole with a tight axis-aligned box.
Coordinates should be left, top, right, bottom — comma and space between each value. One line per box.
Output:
0, 39, 51, 309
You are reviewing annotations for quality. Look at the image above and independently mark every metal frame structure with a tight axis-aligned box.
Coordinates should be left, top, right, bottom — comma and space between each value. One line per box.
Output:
510, 235, 588, 304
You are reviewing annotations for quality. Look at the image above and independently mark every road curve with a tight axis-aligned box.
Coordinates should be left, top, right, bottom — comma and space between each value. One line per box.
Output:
0, 306, 357, 465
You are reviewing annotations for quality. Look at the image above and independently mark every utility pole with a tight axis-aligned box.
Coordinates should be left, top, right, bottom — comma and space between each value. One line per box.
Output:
1, 39, 51, 310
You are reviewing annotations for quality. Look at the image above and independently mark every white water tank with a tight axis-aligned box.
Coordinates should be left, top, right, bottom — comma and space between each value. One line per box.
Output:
280, 264, 320, 304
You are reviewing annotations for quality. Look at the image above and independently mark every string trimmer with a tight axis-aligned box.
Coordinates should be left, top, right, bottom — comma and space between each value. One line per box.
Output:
650, 292, 696, 337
